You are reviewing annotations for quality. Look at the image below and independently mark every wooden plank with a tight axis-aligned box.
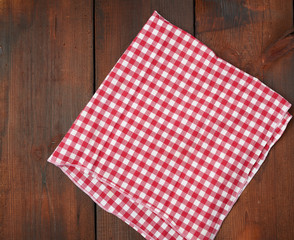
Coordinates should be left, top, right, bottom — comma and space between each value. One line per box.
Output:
0, 0, 95, 239
94, 0, 194, 239
263, 50, 294, 240
195, 0, 293, 239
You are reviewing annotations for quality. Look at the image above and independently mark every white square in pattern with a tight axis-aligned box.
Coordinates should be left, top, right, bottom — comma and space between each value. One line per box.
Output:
182, 58, 188, 65
196, 54, 202, 61
176, 188, 182, 197
175, 29, 181, 36
200, 45, 207, 52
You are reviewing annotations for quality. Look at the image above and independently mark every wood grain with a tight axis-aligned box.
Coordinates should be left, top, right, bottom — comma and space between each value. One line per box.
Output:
195, 0, 294, 239
94, 0, 194, 239
262, 50, 294, 240
1, 0, 293, 239
0, 0, 95, 239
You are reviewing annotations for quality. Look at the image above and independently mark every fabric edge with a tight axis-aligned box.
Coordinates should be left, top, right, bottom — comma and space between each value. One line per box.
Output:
210, 110, 292, 239
46, 158, 154, 240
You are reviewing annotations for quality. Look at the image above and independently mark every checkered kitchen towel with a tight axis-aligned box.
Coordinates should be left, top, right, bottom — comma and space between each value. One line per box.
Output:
47, 11, 292, 240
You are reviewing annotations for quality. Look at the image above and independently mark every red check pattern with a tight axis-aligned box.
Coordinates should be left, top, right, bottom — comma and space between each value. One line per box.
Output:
48, 11, 292, 240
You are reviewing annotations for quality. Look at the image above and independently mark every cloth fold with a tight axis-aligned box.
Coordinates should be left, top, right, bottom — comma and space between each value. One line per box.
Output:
48, 11, 292, 240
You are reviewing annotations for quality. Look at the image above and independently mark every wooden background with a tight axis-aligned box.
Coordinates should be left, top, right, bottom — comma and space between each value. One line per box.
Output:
1, 0, 293, 239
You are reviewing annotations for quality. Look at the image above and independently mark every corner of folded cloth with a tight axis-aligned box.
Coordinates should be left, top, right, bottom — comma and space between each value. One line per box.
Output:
47, 10, 292, 240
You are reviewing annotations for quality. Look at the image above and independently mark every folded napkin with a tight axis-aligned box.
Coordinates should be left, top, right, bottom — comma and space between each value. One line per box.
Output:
48, 11, 292, 240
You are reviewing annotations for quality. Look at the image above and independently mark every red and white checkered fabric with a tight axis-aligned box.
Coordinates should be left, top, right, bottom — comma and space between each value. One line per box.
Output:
48, 11, 292, 240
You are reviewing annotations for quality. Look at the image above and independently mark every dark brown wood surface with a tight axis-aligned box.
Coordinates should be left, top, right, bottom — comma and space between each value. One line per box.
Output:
0, 0, 95, 239
1, 0, 293, 239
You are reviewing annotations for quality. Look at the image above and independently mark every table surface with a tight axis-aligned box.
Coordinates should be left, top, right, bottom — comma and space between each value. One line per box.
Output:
1, 0, 293, 239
